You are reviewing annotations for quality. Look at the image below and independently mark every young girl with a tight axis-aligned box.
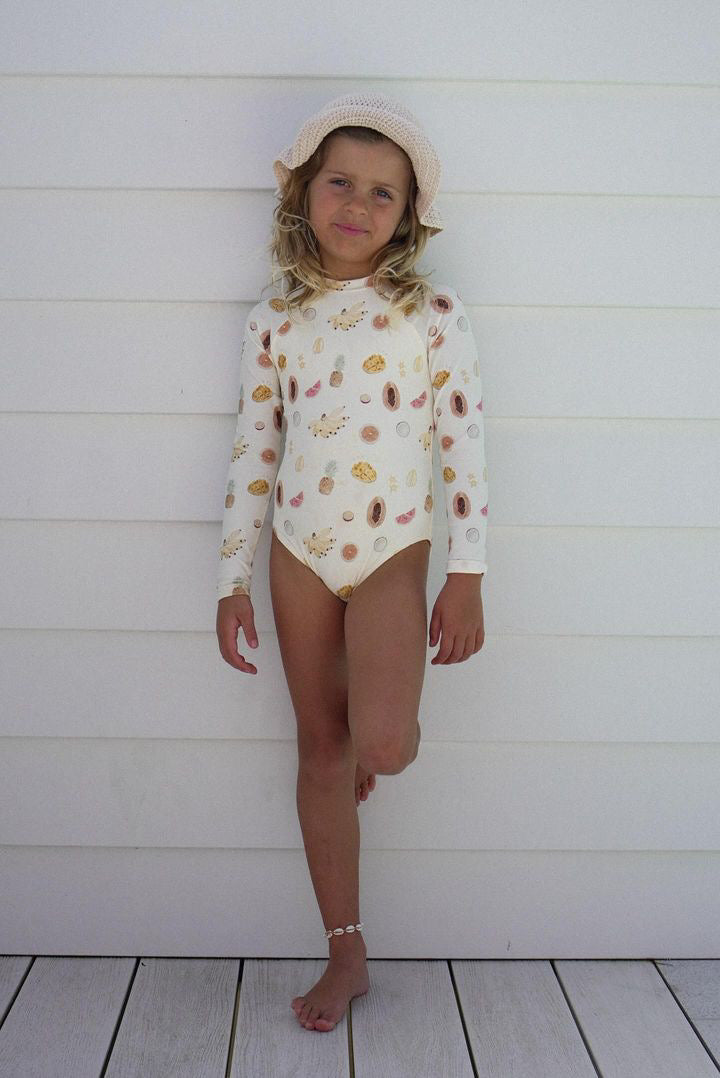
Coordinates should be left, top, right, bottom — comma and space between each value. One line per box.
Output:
216, 91, 488, 1033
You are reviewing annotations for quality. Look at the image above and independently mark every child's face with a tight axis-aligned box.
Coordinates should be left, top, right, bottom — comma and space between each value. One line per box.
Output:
307, 133, 412, 280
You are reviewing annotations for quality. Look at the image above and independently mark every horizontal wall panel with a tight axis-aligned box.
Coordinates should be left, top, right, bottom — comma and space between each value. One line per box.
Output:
1, 0, 718, 84
1, 413, 718, 527
3, 301, 718, 419
2, 847, 718, 958
1, 521, 718, 635
1, 630, 718, 744
1, 191, 719, 307
1, 739, 720, 851
1, 301, 254, 414
3, 78, 718, 195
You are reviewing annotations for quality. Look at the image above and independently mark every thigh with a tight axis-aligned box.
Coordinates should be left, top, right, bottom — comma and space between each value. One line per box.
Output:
269, 529, 349, 757
344, 539, 430, 762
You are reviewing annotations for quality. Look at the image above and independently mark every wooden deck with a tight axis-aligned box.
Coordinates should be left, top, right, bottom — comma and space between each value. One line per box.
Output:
0, 956, 718, 1076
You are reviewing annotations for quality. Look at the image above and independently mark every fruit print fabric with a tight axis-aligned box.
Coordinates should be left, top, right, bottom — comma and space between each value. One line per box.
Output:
217, 276, 488, 602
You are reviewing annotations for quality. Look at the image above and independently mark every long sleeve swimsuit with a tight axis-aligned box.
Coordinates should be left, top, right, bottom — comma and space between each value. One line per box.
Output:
217, 274, 488, 603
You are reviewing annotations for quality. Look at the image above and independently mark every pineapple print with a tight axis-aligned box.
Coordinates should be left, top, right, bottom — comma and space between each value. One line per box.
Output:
225, 480, 235, 508
329, 356, 345, 387
319, 461, 337, 494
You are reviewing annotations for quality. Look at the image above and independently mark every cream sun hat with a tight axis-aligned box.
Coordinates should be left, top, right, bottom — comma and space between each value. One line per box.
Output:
272, 91, 444, 236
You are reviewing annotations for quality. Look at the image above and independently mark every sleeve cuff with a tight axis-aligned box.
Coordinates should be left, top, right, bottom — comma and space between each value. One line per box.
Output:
446, 560, 486, 575
217, 584, 251, 601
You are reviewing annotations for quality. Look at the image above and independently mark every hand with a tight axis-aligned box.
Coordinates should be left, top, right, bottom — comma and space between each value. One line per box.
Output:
428, 575, 485, 665
216, 594, 260, 674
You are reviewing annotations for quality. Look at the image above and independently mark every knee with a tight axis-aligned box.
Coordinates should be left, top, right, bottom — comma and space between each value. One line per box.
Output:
359, 734, 419, 776
298, 732, 354, 778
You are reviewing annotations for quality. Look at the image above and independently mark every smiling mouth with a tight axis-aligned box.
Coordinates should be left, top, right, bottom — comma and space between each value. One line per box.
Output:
334, 223, 366, 236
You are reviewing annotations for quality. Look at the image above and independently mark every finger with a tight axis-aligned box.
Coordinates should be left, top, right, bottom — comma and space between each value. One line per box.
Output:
446, 633, 468, 664
236, 655, 258, 674
431, 629, 455, 665
221, 647, 257, 674
428, 609, 441, 647
441, 631, 469, 664
223, 644, 258, 674
220, 623, 258, 674
461, 634, 475, 662
240, 612, 259, 649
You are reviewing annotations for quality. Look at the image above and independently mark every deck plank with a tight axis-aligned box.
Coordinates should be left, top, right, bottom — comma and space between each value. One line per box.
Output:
654, 959, 720, 1066
230, 959, 348, 1076
0, 956, 33, 1016
556, 959, 719, 1077
1, 955, 716, 1077
105, 957, 237, 1078
452, 959, 597, 1076
0, 956, 133, 1078
351, 960, 474, 1077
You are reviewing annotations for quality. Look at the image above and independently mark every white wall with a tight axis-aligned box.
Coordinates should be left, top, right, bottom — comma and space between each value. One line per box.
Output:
1, 0, 719, 959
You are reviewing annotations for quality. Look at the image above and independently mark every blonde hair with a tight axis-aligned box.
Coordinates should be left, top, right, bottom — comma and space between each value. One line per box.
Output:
259, 126, 436, 324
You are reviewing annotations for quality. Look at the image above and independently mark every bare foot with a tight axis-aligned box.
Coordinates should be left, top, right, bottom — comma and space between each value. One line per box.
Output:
291, 946, 370, 1031
354, 763, 376, 806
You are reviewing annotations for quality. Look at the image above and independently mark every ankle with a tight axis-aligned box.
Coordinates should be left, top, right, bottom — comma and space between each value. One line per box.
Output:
328, 934, 367, 963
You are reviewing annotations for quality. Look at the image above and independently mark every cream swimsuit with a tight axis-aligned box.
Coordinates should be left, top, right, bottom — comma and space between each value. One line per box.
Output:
217, 275, 488, 603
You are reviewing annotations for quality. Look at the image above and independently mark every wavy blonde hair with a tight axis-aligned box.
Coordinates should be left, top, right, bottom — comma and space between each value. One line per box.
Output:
259, 126, 437, 324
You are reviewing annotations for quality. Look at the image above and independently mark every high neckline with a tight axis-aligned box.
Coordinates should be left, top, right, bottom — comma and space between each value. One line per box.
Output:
324, 274, 375, 291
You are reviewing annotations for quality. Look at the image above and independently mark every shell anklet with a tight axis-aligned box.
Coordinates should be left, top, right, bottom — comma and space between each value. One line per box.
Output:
324, 922, 363, 939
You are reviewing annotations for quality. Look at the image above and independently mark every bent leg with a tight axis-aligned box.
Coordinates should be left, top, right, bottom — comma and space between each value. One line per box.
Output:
344, 539, 430, 775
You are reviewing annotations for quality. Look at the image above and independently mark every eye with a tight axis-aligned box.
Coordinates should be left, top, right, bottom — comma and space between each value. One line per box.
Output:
330, 179, 392, 199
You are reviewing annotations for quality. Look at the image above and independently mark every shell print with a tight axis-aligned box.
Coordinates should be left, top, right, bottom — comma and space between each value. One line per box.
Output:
327, 301, 366, 331
304, 527, 336, 557
308, 406, 349, 437
231, 434, 250, 461
216, 282, 488, 601
219, 528, 246, 559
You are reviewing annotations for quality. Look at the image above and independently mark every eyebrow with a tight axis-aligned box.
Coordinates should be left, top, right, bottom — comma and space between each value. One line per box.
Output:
322, 169, 402, 193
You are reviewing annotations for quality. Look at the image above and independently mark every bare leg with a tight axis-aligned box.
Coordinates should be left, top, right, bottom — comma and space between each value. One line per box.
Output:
269, 530, 369, 1032
268, 532, 428, 1031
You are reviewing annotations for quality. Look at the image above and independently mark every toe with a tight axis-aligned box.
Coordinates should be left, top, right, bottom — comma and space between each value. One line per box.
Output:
304, 1005, 319, 1028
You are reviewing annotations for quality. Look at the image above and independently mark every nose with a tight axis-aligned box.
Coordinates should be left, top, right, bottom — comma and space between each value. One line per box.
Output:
342, 191, 371, 219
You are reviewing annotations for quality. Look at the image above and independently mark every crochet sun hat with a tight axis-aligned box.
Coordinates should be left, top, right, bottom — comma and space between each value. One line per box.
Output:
272, 91, 444, 236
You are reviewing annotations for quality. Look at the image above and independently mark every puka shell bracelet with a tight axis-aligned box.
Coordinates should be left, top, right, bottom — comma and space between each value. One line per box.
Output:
324, 922, 363, 939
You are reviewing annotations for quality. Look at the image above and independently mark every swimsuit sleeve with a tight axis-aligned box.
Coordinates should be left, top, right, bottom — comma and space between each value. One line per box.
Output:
217, 303, 283, 601
428, 285, 489, 577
